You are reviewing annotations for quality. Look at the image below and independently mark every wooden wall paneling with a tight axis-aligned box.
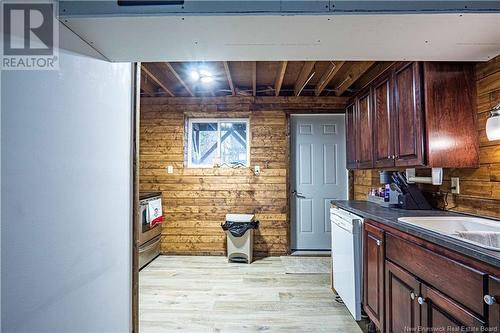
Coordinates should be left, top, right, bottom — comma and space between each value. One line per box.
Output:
139, 96, 345, 256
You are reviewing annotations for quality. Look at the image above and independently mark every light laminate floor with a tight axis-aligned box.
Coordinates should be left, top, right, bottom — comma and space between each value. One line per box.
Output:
139, 256, 363, 333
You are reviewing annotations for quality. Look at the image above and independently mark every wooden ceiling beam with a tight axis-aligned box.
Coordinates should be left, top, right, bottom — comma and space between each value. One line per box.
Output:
252, 61, 257, 97
141, 64, 175, 97
334, 61, 376, 96
274, 61, 288, 96
223, 61, 236, 96
350, 61, 395, 92
294, 61, 316, 96
315, 61, 345, 96
140, 69, 158, 96
165, 62, 194, 96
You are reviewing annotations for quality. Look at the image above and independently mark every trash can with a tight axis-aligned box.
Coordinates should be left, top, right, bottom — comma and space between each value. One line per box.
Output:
221, 214, 259, 264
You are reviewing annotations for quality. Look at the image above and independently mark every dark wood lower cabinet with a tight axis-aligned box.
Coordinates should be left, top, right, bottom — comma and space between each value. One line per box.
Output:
363, 223, 385, 331
487, 276, 500, 330
420, 284, 486, 331
385, 260, 420, 333
363, 220, 499, 333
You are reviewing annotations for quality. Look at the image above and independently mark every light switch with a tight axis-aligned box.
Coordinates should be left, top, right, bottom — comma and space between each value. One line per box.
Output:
167, 165, 174, 174
451, 177, 460, 194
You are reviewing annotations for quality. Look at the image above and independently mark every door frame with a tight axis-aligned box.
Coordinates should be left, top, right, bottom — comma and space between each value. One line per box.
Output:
132, 63, 140, 333
287, 113, 349, 252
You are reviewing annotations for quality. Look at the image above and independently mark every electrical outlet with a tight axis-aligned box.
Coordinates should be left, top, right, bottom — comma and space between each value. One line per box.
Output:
166, 165, 174, 174
254, 165, 260, 175
451, 177, 460, 194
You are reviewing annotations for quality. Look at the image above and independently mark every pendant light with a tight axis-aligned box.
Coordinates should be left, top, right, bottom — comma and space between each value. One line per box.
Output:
486, 103, 500, 141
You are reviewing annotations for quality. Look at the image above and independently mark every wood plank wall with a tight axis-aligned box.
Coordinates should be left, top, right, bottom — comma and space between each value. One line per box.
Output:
352, 56, 500, 219
139, 96, 346, 256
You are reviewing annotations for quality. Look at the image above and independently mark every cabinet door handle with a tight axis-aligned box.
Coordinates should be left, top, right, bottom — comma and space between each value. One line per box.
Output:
376, 240, 382, 246
410, 292, 416, 300
417, 296, 426, 305
484, 295, 497, 306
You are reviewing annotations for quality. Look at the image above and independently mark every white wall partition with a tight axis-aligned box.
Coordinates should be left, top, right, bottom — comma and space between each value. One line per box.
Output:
1, 23, 133, 332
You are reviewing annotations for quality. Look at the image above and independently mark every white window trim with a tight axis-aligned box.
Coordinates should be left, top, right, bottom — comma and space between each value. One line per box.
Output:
187, 118, 250, 168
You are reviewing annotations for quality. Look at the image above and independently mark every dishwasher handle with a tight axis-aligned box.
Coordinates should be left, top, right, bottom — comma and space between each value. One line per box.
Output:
331, 216, 355, 234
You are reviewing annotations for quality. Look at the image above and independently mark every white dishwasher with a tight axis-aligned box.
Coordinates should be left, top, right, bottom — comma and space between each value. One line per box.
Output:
330, 207, 364, 321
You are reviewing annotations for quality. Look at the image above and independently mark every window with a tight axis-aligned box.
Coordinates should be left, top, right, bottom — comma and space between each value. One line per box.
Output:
187, 118, 249, 167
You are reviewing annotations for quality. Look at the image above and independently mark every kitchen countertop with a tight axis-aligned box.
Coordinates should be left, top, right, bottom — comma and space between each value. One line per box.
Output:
331, 200, 500, 268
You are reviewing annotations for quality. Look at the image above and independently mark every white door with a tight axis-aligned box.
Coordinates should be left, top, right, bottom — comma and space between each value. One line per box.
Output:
291, 115, 348, 250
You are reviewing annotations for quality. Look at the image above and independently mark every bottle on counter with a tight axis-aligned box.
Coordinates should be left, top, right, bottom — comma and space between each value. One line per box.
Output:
384, 184, 391, 202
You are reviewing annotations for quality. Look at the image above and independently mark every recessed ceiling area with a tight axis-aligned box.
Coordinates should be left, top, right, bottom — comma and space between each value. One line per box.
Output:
140, 61, 393, 97
62, 14, 500, 62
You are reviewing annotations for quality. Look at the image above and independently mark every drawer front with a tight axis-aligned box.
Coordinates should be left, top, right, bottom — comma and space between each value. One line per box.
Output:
386, 233, 486, 316
139, 236, 161, 269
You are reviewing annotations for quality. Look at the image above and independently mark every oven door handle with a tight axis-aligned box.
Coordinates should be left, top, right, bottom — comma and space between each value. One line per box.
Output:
139, 237, 161, 253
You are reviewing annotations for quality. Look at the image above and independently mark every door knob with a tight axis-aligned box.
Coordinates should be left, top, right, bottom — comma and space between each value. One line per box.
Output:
484, 295, 497, 306
292, 190, 306, 199
410, 292, 416, 300
417, 296, 426, 305
376, 240, 382, 246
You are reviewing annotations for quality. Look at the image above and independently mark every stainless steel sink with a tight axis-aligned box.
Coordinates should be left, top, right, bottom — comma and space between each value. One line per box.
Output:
397, 216, 500, 251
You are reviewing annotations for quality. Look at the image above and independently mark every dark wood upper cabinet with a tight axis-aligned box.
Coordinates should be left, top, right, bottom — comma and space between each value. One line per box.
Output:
345, 61, 478, 170
393, 62, 425, 167
363, 223, 385, 331
345, 102, 358, 169
372, 72, 395, 168
487, 276, 500, 330
385, 260, 420, 333
423, 62, 479, 168
420, 284, 486, 331
356, 89, 374, 169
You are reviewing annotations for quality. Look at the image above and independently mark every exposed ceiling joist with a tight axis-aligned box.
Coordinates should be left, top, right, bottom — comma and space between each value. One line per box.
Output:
334, 61, 376, 96
274, 61, 288, 97
223, 61, 236, 96
140, 69, 158, 96
141, 64, 175, 97
315, 61, 345, 96
252, 61, 257, 96
165, 62, 194, 96
294, 61, 316, 96
350, 61, 395, 92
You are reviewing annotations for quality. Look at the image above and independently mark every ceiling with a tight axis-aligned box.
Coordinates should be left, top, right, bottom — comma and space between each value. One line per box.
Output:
140, 61, 394, 97
62, 14, 500, 62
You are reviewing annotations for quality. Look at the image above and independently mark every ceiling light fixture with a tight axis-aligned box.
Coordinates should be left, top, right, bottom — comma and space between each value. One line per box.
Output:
486, 103, 500, 141
190, 68, 213, 84
189, 70, 200, 81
